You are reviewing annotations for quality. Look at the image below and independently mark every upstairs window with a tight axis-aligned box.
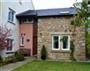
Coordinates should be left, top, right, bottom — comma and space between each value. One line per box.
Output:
21, 18, 33, 23
8, 8, 15, 23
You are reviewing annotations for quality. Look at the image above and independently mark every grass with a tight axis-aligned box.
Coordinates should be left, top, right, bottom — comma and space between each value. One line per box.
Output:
13, 60, 90, 71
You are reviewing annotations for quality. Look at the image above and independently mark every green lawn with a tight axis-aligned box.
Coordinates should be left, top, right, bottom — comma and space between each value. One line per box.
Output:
13, 60, 90, 71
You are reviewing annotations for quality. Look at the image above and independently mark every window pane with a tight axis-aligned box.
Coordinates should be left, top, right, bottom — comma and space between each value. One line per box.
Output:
7, 39, 13, 51
11, 12, 14, 22
20, 33, 25, 46
21, 37, 24, 44
62, 36, 68, 49
53, 36, 59, 49
8, 8, 15, 23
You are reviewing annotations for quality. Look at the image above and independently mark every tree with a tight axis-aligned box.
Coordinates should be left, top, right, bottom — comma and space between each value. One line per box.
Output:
0, 25, 11, 50
71, 1, 88, 57
71, 1, 88, 30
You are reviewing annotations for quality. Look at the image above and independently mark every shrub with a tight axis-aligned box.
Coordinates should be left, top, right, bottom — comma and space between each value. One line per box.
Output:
15, 52, 25, 61
41, 45, 47, 60
19, 48, 31, 56
0, 55, 2, 63
70, 40, 75, 61
3, 56, 16, 64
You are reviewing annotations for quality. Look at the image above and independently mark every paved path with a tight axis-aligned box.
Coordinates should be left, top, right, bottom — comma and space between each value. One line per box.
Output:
0, 57, 34, 71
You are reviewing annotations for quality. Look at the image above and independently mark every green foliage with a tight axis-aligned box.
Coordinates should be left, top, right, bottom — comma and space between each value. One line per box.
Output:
60, 36, 68, 43
0, 55, 2, 63
3, 56, 16, 64
60, 36, 68, 48
72, 1, 89, 59
72, 1, 88, 26
0, 52, 25, 66
15, 52, 25, 61
86, 20, 90, 58
41, 45, 47, 60
86, 22, 90, 59
70, 41, 75, 60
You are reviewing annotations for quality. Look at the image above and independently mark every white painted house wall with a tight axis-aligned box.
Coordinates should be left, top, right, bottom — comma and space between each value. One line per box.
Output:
0, 0, 34, 57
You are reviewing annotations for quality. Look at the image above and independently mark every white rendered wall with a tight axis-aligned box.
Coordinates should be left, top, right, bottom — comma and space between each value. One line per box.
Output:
0, 0, 34, 57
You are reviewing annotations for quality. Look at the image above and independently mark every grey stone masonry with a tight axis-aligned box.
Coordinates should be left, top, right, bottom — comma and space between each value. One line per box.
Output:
37, 16, 85, 61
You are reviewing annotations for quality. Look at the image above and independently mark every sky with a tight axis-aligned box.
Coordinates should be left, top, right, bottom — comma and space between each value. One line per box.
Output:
1, 0, 82, 10
32, 0, 82, 10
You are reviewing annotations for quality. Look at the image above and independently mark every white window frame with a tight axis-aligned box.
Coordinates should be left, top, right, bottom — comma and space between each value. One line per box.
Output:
52, 35, 60, 50
6, 38, 13, 51
20, 36, 24, 46
52, 34, 70, 51
61, 35, 70, 51
20, 33, 25, 47
8, 8, 15, 23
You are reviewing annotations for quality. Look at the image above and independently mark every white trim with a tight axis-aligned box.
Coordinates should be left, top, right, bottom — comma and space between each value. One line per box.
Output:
52, 34, 70, 51
51, 32, 72, 35
20, 35, 25, 47
59, 36, 61, 50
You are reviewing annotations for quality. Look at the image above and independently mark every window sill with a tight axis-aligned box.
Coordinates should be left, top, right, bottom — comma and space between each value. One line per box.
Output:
8, 21, 15, 25
20, 45, 24, 47
51, 50, 71, 53
6, 51, 15, 54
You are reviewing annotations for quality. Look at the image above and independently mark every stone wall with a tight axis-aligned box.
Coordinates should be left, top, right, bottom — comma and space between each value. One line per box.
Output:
37, 16, 85, 60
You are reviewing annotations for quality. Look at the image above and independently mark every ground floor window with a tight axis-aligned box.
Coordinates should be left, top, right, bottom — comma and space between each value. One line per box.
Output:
52, 35, 60, 50
52, 35, 70, 51
61, 35, 70, 51
7, 39, 13, 51
20, 33, 25, 47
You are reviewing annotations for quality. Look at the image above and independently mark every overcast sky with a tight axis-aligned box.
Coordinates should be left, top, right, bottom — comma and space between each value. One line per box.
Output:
32, 0, 82, 10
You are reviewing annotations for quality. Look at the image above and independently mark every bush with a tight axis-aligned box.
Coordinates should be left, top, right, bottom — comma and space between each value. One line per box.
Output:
3, 56, 16, 64
70, 41, 76, 61
0, 55, 2, 63
41, 45, 47, 60
15, 52, 25, 61
19, 48, 31, 56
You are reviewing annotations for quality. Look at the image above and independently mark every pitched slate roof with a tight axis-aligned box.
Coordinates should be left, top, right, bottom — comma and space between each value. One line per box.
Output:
16, 10, 36, 17
16, 7, 76, 18
37, 7, 76, 17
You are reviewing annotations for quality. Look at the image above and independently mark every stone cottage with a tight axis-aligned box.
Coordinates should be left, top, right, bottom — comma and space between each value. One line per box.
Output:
16, 7, 85, 60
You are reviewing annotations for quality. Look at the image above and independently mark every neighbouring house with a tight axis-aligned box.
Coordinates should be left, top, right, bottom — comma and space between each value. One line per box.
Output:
0, 0, 34, 58
16, 7, 86, 60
